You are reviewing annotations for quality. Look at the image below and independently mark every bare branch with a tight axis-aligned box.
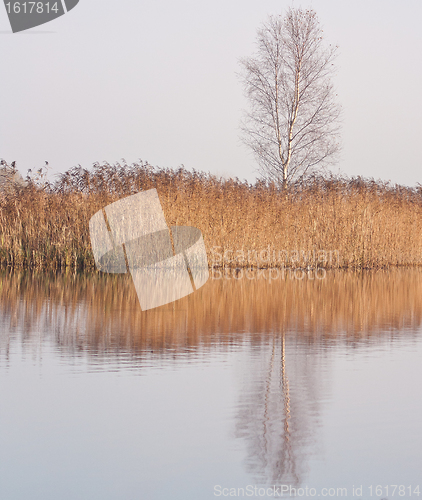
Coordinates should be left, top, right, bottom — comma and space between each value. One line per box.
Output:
239, 7, 342, 187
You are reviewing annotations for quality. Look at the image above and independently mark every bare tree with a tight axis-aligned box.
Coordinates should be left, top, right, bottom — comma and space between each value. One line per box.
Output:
239, 8, 341, 186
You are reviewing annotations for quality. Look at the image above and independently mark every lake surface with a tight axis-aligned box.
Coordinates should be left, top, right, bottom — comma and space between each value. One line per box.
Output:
1, 269, 421, 500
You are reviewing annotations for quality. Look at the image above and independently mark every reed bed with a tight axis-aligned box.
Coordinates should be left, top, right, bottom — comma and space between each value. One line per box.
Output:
1, 160, 422, 270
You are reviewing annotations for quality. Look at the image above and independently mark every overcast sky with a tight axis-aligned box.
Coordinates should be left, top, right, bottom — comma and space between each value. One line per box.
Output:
1, 0, 421, 186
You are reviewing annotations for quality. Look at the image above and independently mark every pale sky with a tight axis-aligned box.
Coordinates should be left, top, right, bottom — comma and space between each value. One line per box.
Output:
1, 0, 421, 186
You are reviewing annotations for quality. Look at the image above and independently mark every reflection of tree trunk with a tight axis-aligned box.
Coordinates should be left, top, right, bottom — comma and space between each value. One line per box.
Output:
264, 331, 297, 481
236, 332, 324, 486
267, 330, 298, 483
263, 336, 275, 470
279, 330, 298, 484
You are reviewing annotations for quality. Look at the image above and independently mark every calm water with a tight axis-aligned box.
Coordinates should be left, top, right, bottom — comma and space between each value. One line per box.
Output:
0, 270, 421, 500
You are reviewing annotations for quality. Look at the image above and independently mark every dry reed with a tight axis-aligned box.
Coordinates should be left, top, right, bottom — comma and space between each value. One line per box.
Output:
1, 160, 422, 270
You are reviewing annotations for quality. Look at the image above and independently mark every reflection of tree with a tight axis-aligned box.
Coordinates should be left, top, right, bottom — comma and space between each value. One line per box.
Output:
1, 269, 422, 484
235, 331, 325, 486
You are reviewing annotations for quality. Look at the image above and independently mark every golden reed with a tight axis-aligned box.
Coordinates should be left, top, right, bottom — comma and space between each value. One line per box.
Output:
1, 161, 422, 270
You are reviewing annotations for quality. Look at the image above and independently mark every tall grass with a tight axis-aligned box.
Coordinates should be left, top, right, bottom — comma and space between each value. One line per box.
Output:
1, 160, 422, 270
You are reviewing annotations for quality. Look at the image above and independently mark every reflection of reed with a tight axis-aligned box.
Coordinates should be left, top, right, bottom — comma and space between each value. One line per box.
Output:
1, 269, 422, 485
1, 269, 422, 361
